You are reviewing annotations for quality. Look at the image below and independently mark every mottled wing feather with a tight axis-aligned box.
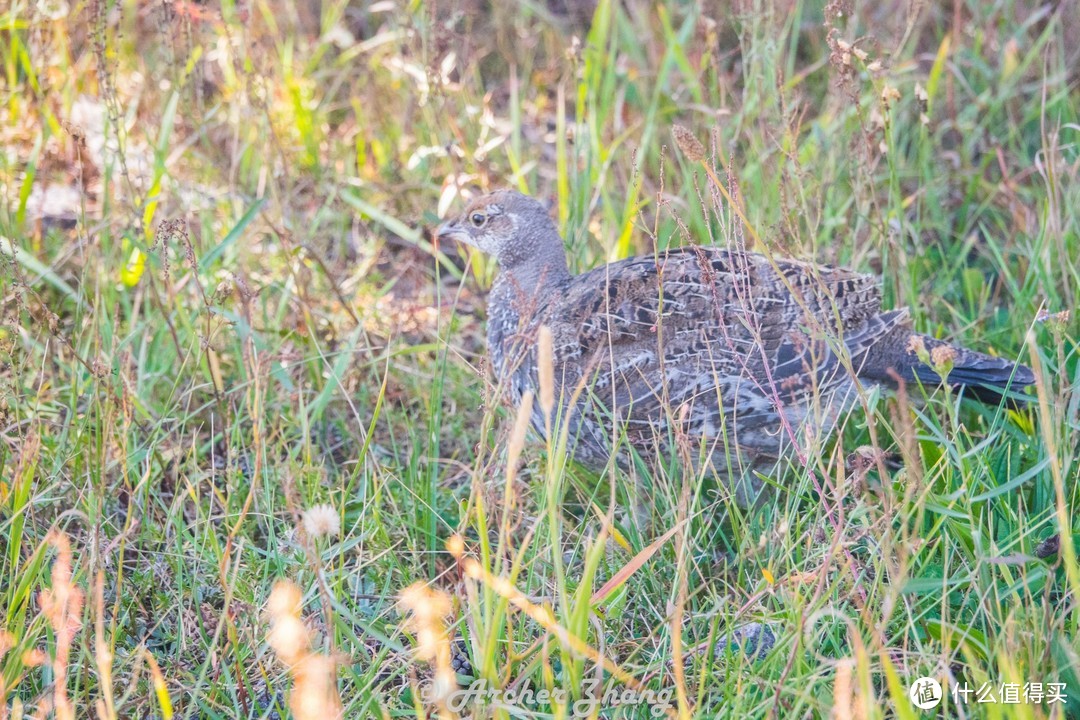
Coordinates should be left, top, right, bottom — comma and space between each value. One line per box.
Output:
536, 246, 892, 449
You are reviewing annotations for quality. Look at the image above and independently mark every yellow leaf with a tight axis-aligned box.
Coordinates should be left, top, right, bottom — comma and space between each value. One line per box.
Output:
762, 568, 775, 585
591, 520, 686, 605
143, 650, 174, 719
120, 247, 146, 287
590, 501, 632, 553
1003, 38, 1019, 79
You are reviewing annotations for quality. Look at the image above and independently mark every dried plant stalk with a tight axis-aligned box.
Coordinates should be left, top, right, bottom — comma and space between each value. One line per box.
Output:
266, 581, 343, 720
672, 124, 706, 162
506, 389, 535, 483
93, 571, 117, 720
39, 532, 83, 720
672, 124, 761, 248
398, 582, 458, 719
537, 326, 555, 418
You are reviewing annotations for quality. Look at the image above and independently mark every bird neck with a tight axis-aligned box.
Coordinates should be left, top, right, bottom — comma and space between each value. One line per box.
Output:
489, 254, 569, 323
496, 226, 572, 299
487, 235, 570, 379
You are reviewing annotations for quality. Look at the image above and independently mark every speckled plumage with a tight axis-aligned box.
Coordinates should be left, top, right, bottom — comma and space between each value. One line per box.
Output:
438, 190, 1034, 500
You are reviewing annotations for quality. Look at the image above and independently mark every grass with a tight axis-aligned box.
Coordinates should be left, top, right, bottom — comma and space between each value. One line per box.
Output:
1, 0, 1078, 717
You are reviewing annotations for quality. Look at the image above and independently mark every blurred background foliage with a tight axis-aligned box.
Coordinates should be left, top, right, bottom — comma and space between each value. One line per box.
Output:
1, 0, 1078, 717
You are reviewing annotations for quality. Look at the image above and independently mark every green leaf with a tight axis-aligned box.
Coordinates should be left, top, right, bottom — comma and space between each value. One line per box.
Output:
969, 456, 1050, 502
201, 198, 266, 270
0, 235, 85, 308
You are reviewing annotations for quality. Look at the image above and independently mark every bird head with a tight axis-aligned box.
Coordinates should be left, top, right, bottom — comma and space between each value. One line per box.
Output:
435, 190, 559, 267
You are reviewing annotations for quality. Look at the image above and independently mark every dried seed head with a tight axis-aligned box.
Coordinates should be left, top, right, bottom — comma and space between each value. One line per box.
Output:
906, 335, 929, 362
269, 614, 309, 663
213, 278, 234, 303
40, 532, 83, 720
507, 389, 534, 479
22, 648, 47, 667
930, 345, 957, 373
290, 655, 343, 720
906, 335, 925, 354
302, 504, 341, 539
446, 534, 465, 558
833, 658, 856, 720
399, 582, 457, 711
266, 580, 343, 718
672, 125, 706, 162
1035, 307, 1070, 325
267, 581, 309, 663
267, 580, 303, 617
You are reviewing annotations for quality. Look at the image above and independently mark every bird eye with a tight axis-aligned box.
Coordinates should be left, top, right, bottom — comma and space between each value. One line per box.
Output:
470, 213, 486, 228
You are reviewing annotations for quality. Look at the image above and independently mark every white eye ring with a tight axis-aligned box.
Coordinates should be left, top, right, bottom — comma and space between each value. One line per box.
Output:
470, 213, 486, 228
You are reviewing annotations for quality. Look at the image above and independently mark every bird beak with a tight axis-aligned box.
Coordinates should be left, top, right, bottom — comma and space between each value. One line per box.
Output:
435, 219, 473, 248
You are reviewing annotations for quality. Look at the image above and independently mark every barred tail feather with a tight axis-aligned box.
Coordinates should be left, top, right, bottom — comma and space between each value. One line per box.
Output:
860, 329, 1035, 406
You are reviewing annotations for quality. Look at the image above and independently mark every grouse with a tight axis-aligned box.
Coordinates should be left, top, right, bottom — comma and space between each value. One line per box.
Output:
437, 190, 1035, 503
